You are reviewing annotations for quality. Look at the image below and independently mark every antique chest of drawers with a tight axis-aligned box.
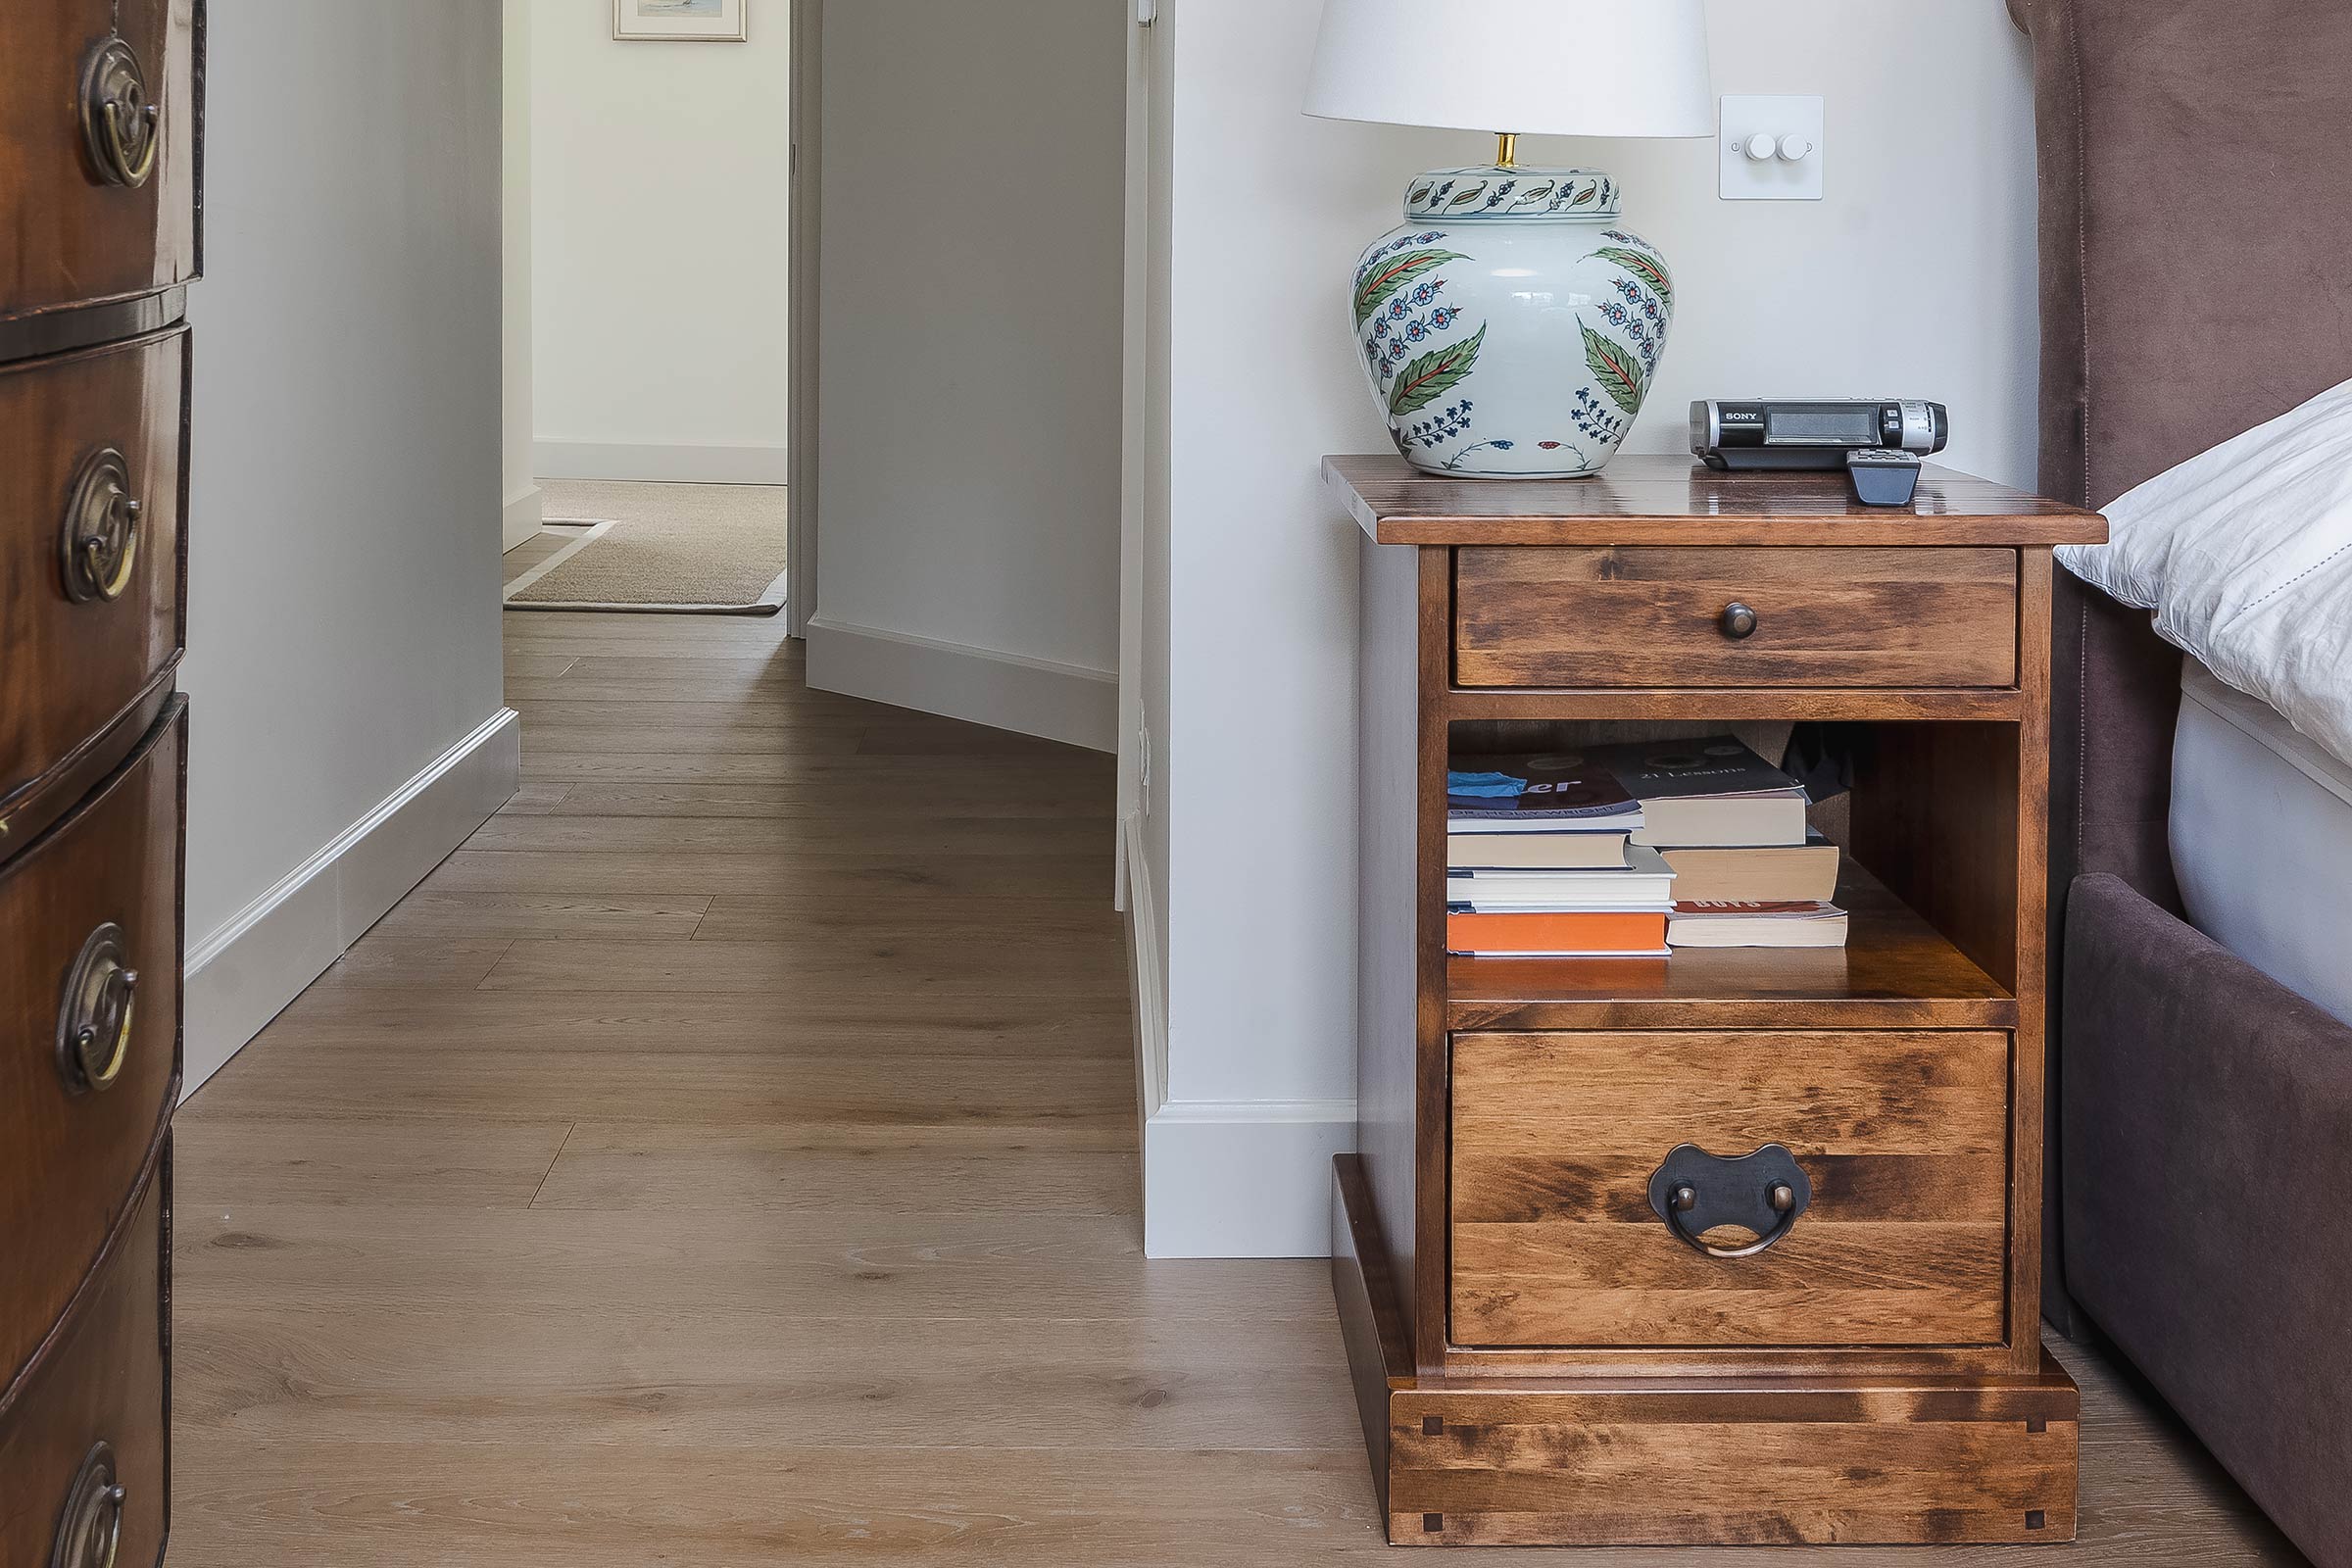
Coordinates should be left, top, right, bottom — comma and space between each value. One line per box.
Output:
1330, 454, 2108, 1547
2, 5, 200, 1565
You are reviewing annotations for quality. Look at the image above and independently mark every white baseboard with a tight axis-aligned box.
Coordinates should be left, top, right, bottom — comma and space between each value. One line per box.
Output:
805, 614, 1117, 753
502, 484, 544, 553
1144, 1100, 1358, 1258
181, 709, 521, 1098
534, 440, 791, 487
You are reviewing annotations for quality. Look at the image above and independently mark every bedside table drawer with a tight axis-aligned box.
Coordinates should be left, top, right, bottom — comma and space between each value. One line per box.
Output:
1453, 547, 2019, 688
1449, 1030, 2009, 1348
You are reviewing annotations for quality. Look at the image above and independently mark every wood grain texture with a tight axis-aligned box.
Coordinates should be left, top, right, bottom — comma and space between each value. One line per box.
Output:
0, 704, 182, 1389
0, 327, 187, 821
1450, 1031, 2009, 1348
1356, 536, 1426, 1360
165, 611, 2298, 1565
0, 0, 200, 325
1335, 1154, 2303, 1556
1325, 454, 2110, 547
1454, 546, 2019, 689
1390, 1398, 2079, 1546
0, 1157, 168, 1568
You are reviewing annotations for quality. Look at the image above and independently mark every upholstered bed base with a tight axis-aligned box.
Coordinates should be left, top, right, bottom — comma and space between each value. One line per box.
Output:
2016, 2, 2352, 1562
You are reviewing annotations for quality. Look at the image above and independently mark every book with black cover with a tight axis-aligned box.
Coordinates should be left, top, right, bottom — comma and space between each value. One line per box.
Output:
1585, 735, 1798, 802
1446, 752, 1639, 823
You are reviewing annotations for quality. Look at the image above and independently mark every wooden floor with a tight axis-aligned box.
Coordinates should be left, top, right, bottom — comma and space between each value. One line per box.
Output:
167, 596, 2310, 1565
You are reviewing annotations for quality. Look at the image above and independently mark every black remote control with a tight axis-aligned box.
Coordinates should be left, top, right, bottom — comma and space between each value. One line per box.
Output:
1844, 448, 1923, 508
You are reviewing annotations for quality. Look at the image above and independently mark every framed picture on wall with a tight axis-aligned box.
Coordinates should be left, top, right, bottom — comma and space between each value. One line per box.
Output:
613, 0, 748, 42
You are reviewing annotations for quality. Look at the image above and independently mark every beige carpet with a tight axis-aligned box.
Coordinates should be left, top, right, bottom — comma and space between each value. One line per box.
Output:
505, 479, 789, 613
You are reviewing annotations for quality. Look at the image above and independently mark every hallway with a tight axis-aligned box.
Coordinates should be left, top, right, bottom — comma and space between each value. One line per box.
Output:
163, 608, 1369, 1562
163, 612, 2302, 1565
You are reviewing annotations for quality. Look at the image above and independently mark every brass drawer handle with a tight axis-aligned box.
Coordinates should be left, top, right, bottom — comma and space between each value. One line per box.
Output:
1718, 601, 1760, 641
52, 1442, 125, 1568
61, 450, 143, 605
57, 923, 138, 1096
1647, 1143, 1812, 1259
80, 38, 161, 189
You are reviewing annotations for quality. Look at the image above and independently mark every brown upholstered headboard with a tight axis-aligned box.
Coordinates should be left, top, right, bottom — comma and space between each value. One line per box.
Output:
2011, 0, 2352, 907
2011, 0, 2352, 1326
2011, 0, 2352, 513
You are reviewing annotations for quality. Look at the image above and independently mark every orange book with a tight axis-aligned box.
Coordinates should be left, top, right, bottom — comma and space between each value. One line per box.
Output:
1446, 907, 1669, 957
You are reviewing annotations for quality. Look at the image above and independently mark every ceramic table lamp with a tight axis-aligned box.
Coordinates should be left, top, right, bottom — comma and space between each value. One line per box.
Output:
1305, 0, 1714, 477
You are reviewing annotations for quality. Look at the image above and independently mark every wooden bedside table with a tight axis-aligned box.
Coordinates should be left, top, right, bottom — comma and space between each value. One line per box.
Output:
1328, 453, 2108, 1547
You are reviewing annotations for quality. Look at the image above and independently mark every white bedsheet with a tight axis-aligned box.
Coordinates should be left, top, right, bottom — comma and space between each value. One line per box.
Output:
2172, 660, 2352, 1028
2059, 376, 2352, 768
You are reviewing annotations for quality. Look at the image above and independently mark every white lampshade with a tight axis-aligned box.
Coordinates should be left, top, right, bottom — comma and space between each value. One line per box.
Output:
1303, 0, 1714, 140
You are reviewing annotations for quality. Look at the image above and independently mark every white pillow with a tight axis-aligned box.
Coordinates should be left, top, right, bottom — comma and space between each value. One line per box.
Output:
2057, 377, 2352, 768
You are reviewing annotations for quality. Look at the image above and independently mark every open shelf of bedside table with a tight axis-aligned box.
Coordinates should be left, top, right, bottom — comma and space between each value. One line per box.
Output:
1446, 862, 2015, 1032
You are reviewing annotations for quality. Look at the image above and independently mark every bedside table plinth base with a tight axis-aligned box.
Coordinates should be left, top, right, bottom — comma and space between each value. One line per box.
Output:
1335, 1157, 2081, 1548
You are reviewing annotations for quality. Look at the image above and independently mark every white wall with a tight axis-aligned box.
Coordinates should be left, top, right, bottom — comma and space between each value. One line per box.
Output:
1137, 0, 2042, 1254
503, 0, 540, 549
529, 0, 791, 482
181, 1, 515, 1094
804, 0, 1127, 753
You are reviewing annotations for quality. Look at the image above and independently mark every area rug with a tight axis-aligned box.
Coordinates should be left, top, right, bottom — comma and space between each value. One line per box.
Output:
504, 479, 789, 614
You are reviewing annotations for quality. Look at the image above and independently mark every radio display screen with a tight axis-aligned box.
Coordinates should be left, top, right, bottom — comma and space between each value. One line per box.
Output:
1767, 406, 1879, 444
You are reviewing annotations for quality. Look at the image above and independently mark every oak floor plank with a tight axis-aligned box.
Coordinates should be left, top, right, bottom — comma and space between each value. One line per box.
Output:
173, 1305, 1359, 1452
195, 1049, 1134, 1130
221, 987, 1132, 1057
550, 776, 1114, 819
417, 848, 1108, 898
173, 1204, 1337, 1322
363, 890, 714, 941
477, 936, 1130, 998
169, 605, 2305, 1566
528, 1121, 1138, 1213
306, 936, 515, 991
173, 1114, 575, 1209
464, 811, 1117, 857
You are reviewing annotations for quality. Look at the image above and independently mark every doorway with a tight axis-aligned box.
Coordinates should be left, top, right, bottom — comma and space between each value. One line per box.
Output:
501, 0, 800, 617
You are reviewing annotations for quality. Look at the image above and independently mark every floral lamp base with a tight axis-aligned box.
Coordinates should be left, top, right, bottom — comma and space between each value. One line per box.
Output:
1352, 165, 1675, 479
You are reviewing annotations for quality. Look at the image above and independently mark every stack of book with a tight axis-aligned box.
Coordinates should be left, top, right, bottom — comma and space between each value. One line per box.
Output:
1446, 753, 1669, 958
1611, 735, 1847, 950
1446, 736, 1849, 956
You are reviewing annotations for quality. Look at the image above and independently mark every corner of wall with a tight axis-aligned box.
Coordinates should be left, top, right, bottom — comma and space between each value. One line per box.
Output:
1126, 812, 1355, 1259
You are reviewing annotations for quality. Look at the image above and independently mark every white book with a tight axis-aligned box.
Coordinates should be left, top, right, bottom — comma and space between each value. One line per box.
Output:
1632, 789, 1808, 849
1446, 846, 1675, 908
1449, 809, 1644, 835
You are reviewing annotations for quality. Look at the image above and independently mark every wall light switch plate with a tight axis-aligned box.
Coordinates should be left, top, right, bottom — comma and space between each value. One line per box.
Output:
1720, 95, 1825, 201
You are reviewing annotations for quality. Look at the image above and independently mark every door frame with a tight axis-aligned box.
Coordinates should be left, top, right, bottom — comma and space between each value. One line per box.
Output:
785, 0, 823, 636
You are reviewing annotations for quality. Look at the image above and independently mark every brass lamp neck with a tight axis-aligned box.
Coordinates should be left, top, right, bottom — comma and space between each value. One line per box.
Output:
1494, 131, 1520, 169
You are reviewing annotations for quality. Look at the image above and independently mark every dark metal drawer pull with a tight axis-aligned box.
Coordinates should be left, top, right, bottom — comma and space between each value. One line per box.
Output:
81, 38, 161, 188
1718, 601, 1760, 640
57, 923, 138, 1096
52, 1442, 125, 1568
61, 449, 144, 604
1647, 1143, 1811, 1259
